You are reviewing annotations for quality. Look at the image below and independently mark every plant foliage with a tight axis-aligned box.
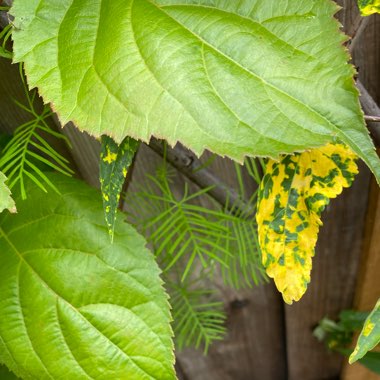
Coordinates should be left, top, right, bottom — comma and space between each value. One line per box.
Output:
314, 310, 380, 374
100, 135, 139, 241
127, 159, 266, 350
169, 280, 226, 353
0, 67, 73, 199
350, 298, 380, 364
10, 0, 380, 182
257, 143, 358, 304
0, 174, 175, 380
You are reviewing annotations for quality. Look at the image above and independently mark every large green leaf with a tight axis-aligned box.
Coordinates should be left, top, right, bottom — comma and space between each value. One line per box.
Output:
350, 299, 380, 364
0, 172, 16, 214
0, 174, 175, 379
11, 0, 380, 183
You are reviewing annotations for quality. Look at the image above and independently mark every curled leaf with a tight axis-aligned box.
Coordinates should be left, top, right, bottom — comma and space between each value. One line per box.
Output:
100, 136, 140, 242
358, 0, 380, 15
257, 143, 358, 304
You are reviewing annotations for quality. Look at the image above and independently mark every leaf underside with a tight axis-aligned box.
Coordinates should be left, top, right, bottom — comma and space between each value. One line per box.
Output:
11, 0, 380, 183
257, 143, 358, 304
0, 174, 175, 380
350, 298, 380, 363
0, 172, 16, 214
100, 135, 139, 241
358, 0, 380, 15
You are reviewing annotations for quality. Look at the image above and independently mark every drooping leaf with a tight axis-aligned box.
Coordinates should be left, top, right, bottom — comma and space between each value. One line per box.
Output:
256, 143, 358, 304
100, 135, 140, 242
0, 172, 16, 214
11, 0, 380, 183
358, 0, 380, 15
350, 299, 380, 364
0, 174, 175, 380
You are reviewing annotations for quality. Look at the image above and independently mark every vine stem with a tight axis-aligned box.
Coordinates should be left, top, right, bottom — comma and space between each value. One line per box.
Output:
364, 115, 380, 123
358, 80, 380, 146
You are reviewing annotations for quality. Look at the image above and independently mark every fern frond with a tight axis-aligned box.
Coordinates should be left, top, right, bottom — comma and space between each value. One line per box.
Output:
217, 202, 268, 289
131, 174, 230, 281
0, 67, 73, 199
168, 279, 226, 353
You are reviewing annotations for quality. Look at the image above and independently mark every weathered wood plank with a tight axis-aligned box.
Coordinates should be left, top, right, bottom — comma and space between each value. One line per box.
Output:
176, 285, 286, 380
341, 176, 380, 380
285, 161, 372, 380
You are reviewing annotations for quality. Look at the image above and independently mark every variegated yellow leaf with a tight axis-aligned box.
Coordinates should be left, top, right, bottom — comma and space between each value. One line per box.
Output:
257, 143, 358, 304
358, 0, 380, 15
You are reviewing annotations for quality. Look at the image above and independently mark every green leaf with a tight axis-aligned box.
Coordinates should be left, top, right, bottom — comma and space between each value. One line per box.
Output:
11, 0, 380, 183
100, 135, 139, 242
350, 299, 380, 364
357, 352, 380, 374
0, 172, 16, 214
0, 174, 175, 380
257, 143, 358, 304
358, 0, 380, 15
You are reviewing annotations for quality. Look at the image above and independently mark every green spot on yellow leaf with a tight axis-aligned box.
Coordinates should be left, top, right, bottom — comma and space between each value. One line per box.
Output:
257, 143, 358, 304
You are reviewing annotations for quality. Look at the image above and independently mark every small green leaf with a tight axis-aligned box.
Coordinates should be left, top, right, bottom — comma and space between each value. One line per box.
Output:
257, 143, 358, 304
11, 0, 380, 183
100, 135, 140, 242
350, 299, 380, 364
358, 0, 380, 15
0, 172, 16, 214
0, 174, 175, 379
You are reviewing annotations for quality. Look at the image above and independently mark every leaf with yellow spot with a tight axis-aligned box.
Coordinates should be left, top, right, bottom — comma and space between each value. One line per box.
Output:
256, 143, 358, 304
100, 136, 140, 242
358, 0, 380, 15
350, 298, 380, 363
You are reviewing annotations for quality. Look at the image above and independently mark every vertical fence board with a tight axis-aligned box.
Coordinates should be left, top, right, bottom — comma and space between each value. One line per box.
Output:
342, 178, 380, 379
285, 162, 372, 380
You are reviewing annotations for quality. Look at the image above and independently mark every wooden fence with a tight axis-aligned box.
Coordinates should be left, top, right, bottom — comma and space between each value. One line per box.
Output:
0, 0, 379, 379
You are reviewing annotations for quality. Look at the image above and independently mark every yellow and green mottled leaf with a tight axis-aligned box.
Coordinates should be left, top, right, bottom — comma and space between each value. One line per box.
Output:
100, 136, 140, 242
350, 298, 380, 364
257, 143, 358, 304
358, 0, 380, 15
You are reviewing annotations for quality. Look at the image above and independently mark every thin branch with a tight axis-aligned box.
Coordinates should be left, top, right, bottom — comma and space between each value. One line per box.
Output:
364, 115, 380, 123
148, 138, 255, 215
358, 80, 380, 146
